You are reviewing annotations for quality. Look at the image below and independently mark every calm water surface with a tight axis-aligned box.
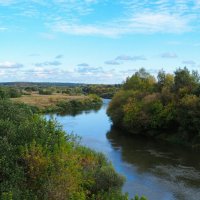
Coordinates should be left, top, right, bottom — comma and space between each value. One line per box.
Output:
46, 99, 200, 200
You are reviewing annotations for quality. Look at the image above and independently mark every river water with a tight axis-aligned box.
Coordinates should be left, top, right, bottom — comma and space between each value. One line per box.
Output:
46, 99, 200, 200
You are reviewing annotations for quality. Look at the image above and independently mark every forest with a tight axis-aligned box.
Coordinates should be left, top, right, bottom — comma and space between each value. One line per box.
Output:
107, 67, 200, 148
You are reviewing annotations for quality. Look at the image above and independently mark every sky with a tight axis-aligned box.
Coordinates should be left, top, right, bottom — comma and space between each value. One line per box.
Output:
0, 0, 200, 84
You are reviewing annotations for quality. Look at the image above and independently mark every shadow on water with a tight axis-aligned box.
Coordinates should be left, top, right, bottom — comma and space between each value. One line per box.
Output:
107, 127, 200, 200
48, 104, 101, 117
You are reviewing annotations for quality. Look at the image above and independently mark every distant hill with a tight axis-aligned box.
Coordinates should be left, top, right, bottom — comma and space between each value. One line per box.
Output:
0, 82, 120, 87
0, 82, 87, 87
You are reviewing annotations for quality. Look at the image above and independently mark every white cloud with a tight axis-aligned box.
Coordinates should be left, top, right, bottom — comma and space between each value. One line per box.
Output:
128, 13, 190, 33
0, 61, 23, 68
52, 22, 120, 37
51, 12, 191, 36
1, 0, 200, 36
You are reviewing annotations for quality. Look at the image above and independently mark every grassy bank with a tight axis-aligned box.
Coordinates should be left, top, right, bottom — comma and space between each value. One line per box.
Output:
12, 93, 102, 114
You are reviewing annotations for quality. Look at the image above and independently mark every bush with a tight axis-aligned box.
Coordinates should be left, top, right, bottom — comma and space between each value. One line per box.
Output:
39, 89, 52, 95
0, 100, 130, 200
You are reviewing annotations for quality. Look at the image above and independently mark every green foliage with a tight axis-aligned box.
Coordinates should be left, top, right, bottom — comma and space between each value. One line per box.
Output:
107, 90, 137, 126
38, 89, 53, 95
123, 68, 156, 92
0, 87, 22, 99
82, 84, 120, 98
133, 195, 148, 200
0, 100, 133, 200
108, 68, 200, 147
173, 67, 200, 97
44, 94, 103, 115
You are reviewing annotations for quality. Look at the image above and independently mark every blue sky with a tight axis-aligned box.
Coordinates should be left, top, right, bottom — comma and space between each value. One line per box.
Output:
0, 0, 200, 83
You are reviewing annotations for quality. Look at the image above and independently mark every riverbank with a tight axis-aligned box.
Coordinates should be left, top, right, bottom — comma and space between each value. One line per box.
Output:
12, 93, 103, 114
49, 98, 200, 200
0, 100, 131, 200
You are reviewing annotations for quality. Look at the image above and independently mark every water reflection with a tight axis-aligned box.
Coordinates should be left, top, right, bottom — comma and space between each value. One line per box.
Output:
46, 100, 200, 200
107, 127, 200, 200
50, 104, 101, 116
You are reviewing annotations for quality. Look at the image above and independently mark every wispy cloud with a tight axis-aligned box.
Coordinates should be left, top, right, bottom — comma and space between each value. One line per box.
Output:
29, 53, 40, 57
76, 66, 103, 74
0, 61, 23, 68
55, 54, 63, 59
161, 52, 178, 58
35, 61, 62, 67
116, 55, 146, 61
52, 22, 120, 37
105, 60, 121, 65
0, 27, 7, 31
1, 0, 199, 37
77, 63, 90, 67
127, 13, 190, 33
23, 67, 64, 79
182, 60, 196, 66
49, 0, 199, 36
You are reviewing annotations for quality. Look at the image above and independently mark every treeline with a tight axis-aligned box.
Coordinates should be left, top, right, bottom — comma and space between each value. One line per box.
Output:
25, 84, 120, 98
107, 68, 200, 147
0, 100, 148, 200
82, 85, 120, 99
0, 84, 119, 99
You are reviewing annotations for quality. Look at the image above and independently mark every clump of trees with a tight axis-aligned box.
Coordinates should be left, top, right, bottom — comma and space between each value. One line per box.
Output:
22, 84, 119, 98
0, 87, 22, 99
39, 89, 53, 95
82, 85, 120, 99
0, 100, 131, 199
107, 68, 200, 147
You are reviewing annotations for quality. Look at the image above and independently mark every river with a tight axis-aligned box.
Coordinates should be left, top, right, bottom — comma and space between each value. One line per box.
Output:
46, 99, 200, 200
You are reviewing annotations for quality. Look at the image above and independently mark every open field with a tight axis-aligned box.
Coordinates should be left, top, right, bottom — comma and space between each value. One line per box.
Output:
12, 92, 86, 109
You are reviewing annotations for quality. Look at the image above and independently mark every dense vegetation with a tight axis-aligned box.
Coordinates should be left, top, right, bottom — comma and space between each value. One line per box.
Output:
1, 83, 119, 115
0, 82, 119, 98
0, 100, 144, 200
38, 89, 53, 95
82, 85, 120, 99
44, 94, 103, 115
107, 68, 200, 147
0, 87, 22, 98
22, 84, 120, 98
